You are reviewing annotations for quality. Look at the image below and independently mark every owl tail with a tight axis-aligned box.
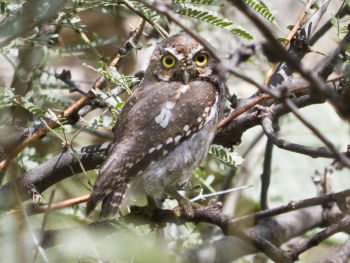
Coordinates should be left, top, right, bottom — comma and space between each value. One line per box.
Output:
86, 184, 128, 219
100, 184, 128, 218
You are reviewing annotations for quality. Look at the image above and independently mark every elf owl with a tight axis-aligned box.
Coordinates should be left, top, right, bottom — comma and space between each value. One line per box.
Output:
86, 33, 227, 218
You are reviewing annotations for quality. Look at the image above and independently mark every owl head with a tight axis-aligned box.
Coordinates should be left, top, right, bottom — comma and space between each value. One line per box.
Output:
144, 33, 216, 84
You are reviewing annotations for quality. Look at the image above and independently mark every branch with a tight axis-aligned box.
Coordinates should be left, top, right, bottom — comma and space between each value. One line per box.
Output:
217, 75, 342, 130
36, 201, 344, 262
260, 108, 337, 158
0, 143, 110, 211
260, 138, 273, 210
118, 0, 169, 38
229, 0, 350, 167
264, 0, 313, 86
290, 216, 350, 260
0, 18, 144, 172
215, 89, 326, 147
188, 206, 340, 262
322, 238, 350, 263
267, 0, 330, 87
231, 188, 350, 225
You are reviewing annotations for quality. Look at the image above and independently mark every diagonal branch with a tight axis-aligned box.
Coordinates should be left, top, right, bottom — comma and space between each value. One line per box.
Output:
260, 108, 337, 158
0, 18, 145, 172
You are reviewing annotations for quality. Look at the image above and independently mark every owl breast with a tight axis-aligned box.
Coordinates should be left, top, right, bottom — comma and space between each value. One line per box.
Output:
124, 81, 220, 203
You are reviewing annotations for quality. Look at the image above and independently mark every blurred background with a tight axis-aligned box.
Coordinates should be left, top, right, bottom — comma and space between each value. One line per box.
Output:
0, 0, 349, 262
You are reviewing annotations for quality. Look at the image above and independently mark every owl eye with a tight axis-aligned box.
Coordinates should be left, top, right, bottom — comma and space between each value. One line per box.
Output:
162, 54, 176, 69
194, 52, 208, 67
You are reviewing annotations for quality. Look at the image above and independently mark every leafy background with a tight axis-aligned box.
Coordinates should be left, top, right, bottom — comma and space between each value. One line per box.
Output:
0, 0, 349, 262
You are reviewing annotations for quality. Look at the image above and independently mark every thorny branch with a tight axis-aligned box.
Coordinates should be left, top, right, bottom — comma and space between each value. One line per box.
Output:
3, 0, 350, 262
0, 18, 145, 172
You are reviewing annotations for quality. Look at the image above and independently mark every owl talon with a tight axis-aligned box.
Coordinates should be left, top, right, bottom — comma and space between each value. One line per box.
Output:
173, 199, 201, 218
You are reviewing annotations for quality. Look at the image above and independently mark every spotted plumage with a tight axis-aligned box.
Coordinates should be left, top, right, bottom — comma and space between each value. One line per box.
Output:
86, 33, 227, 218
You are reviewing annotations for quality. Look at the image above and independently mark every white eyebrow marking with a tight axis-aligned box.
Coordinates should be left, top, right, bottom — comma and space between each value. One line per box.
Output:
164, 47, 184, 60
190, 46, 205, 59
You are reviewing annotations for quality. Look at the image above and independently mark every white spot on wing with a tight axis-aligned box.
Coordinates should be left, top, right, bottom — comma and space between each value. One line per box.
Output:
174, 135, 181, 143
149, 147, 156, 154
183, 125, 189, 131
186, 130, 191, 136
197, 117, 202, 123
156, 144, 163, 150
155, 101, 176, 128
204, 95, 219, 125
205, 107, 210, 112
166, 137, 173, 144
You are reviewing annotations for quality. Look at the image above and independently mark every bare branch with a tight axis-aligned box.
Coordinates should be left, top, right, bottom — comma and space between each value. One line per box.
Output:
290, 216, 350, 260
260, 109, 337, 158
322, 238, 350, 263
0, 143, 110, 211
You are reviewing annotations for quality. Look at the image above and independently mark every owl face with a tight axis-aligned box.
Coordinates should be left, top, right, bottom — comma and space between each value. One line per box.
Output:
147, 34, 215, 84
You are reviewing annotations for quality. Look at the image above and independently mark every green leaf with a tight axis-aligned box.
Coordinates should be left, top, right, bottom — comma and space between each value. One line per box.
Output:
243, 0, 275, 23
209, 144, 244, 167
173, 3, 253, 39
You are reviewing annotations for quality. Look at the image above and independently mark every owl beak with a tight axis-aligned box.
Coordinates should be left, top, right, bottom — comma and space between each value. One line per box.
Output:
182, 70, 190, 84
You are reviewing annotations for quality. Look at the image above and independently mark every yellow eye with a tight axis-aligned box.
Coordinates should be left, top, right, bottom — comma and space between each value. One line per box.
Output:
162, 54, 176, 68
194, 52, 208, 66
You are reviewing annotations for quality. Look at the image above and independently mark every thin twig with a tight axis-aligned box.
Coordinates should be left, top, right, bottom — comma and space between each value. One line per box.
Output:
14, 187, 50, 263
118, 0, 169, 38
30, 194, 91, 215
229, 0, 350, 168
231, 188, 350, 225
322, 238, 350, 263
32, 189, 56, 263
261, 111, 337, 158
260, 138, 273, 210
217, 75, 343, 130
0, 18, 145, 172
289, 216, 350, 260
264, 0, 313, 86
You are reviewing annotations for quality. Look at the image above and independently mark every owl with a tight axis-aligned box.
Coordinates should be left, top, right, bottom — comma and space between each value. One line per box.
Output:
86, 33, 227, 218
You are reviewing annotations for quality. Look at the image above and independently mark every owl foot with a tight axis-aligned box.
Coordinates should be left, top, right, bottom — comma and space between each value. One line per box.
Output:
173, 199, 194, 218
173, 201, 202, 218
165, 186, 199, 218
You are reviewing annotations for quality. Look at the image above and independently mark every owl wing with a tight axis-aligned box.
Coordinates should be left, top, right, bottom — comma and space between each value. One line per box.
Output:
86, 80, 221, 218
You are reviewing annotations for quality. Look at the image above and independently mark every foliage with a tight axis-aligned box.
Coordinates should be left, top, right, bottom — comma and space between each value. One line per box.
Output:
209, 144, 244, 167
173, 1, 254, 39
243, 0, 275, 22
0, 0, 350, 263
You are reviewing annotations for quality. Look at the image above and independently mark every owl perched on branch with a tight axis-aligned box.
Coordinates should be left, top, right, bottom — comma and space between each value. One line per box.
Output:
86, 33, 227, 218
